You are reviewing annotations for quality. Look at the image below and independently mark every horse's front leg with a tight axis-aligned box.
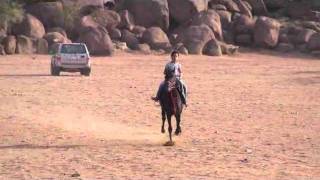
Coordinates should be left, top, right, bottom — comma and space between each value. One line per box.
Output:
161, 107, 166, 133
175, 113, 182, 135
167, 114, 173, 142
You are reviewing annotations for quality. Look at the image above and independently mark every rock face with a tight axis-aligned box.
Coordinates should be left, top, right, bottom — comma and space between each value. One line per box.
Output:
234, 0, 252, 18
177, 25, 215, 54
142, 27, 171, 50
168, 0, 208, 25
233, 15, 255, 35
35, 38, 49, 54
132, 26, 146, 38
203, 39, 222, 56
109, 28, 122, 40
276, 43, 294, 52
48, 27, 68, 38
243, 0, 268, 15
118, 10, 135, 31
235, 34, 252, 46
216, 10, 232, 29
25, 2, 64, 29
77, 26, 114, 55
12, 14, 45, 39
16, 35, 33, 54
136, 43, 151, 54
119, 0, 169, 31
0, 45, 5, 55
3, 36, 16, 55
265, 0, 288, 9
77, 15, 99, 34
209, 0, 240, 12
44, 32, 70, 47
91, 9, 121, 30
307, 33, 320, 51
121, 29, 139, 50
191, 10, 223, 40
254, 16, 280, 48
294, 29, 316, 45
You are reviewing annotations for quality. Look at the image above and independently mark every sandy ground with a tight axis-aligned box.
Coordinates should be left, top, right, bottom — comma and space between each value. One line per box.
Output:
0, 51, 319, 180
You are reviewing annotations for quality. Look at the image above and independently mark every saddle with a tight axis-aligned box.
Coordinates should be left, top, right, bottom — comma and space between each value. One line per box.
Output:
167, 77, 177, 92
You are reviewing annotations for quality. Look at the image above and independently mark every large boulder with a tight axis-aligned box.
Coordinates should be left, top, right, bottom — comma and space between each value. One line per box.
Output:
136, 43, 151, 54
218, 41, 239, 55
12, 14, 45, 39
119, 0, 169, 31
191, 10, 223, 40
234, 0, 252, 18
235, 34, 252, 46
275, 43, 295, 52
47, 27, 68, 38
216, 10, 232, 29
3, 36, 16, 54
265, 0, 288, 9
25, 2, 64, 29
209, 4, 227, 11
307, 33, 320, 51
168, 0, 208, 25
132, 26, 146, 38
233, 14, 255, 35
203, 39, 222, 56
254, 16, 280, 48
77, 26, 114, 55
0, 45, 5, 55
77, 15, 99, 33
177, 25, 215, 54
121, 29, 139, 50
243, 0, 268, 15
141, 27, 171, 50
208, 0, 240, 12
301, 21, 320, 33
118, 10, 135, 31
287, 2, 312, 20
61, 0, 105, 7
109, 28, 122, 40
16, 35, 33, 54
35, 38, 49, 54
91, 9, 121, 30
294, 29, 316, 45
43, 32, 70, 47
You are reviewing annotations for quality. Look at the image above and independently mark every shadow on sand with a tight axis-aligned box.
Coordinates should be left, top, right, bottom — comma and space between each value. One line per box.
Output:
0, 74, 81, 78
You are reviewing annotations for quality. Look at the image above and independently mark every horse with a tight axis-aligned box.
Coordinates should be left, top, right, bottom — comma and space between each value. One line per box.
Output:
159, 76, 184, 145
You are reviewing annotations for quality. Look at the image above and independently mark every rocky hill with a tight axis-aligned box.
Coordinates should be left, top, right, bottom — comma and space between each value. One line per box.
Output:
0, 0, 320, 57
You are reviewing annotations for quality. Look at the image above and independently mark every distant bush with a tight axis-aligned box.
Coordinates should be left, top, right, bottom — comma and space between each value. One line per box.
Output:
0, 0, 24, 27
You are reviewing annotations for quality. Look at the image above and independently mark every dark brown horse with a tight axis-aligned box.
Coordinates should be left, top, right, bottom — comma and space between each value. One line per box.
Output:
159, 77, 184, 145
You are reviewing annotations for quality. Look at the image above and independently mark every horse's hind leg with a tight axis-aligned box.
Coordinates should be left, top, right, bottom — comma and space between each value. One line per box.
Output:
175, 113, 182, 135
167, 114, 173, 142
161, 108, 166, 133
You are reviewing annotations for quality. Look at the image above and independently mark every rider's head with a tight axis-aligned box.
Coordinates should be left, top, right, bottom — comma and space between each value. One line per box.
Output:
171, 50, 179, 62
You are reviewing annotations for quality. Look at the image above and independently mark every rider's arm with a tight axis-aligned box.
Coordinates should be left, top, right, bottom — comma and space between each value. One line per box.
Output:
163, 63, 169, 75
178, 64, 182, 78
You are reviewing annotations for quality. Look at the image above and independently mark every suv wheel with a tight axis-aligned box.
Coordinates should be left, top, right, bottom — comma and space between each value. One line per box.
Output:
80, 68, 91, 76
51, 64, 60, 76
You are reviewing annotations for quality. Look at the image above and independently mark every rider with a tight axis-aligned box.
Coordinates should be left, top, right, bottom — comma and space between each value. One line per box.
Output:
152, 50, 187, 106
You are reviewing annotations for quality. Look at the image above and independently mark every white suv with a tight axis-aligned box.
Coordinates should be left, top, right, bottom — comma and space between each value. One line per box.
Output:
51, 43, 91, 76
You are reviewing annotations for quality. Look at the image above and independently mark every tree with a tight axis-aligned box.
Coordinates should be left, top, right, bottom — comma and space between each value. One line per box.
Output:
0, 0, 24, 30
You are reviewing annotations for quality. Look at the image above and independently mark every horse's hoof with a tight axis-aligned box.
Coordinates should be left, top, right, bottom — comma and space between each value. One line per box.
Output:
175, 129, 181, 135
163, 141, 175, 146
161, 129, 165, 134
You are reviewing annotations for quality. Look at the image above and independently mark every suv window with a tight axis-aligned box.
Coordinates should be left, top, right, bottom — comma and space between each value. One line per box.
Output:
60, 44, 87, 54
